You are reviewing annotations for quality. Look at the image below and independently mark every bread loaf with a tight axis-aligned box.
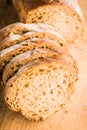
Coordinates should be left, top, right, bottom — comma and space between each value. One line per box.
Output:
4, 57, 78, 121
0, 2, 80, 119
0, 23, 66, 51
12, 0, 84, 42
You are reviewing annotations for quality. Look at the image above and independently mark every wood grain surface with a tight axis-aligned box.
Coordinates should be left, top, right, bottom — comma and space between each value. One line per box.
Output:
0, 0, 87, 130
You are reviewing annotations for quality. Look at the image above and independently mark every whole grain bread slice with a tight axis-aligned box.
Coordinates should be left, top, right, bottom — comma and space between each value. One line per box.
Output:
0, 23, 66, 51
0, 38, 67, 75
4, 57, 78, 121
13, 0, 84, 42
0, 22, 30, 41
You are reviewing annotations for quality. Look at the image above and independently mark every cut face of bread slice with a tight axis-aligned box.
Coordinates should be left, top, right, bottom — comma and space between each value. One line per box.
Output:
24, 3, 83, 42
0, 23, 66, 51
4, 58, 78, 121
3, 48, 59, 84
0, 38, 67, 75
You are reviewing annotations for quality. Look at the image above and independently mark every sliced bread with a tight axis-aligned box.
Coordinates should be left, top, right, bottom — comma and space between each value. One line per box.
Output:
4, 57, 78, 121
3, 46, 77, 85
12, 0, 84, 42
0, 38, 67, 75
2, 48, 59, 84
0, 23, 66, 51
0, 22, 30, 41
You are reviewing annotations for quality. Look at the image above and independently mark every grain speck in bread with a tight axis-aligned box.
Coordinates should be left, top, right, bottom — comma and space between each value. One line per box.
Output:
13, 0, 84, 42
4, 57, 78, 121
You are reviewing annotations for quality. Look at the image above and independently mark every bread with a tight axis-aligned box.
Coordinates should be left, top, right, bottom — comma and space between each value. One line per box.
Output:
4, 57, 78, 121
0, 37, 67, 75
0, 22, 29, 41
12, 0, 84, 42
3, 45, 77, 85
59, 0, 84, 20
41, 0, 84, 20
0, 23, 66, 51
2, 48, 59, 84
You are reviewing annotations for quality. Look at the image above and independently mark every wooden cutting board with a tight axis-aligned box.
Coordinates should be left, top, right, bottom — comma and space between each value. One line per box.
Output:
0, 0, 87, 130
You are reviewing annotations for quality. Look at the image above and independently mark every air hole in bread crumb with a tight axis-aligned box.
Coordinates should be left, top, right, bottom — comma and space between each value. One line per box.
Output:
10, 84, 13, 87
16, 92, 18, 96
25, 84, 29, 88
59, 66, 63, 70
39, 69, 44, 72
47, 70, 50, 73
42, 92, 46, 96
45, 109, 48, 112
32, 113, 37, 116
6, 97, 9, 101
53, 67, 57, 70
58, 91, 61, 95
34, 96, 38, 100
39, 110, 42, 112
22, 95, 25, 98
57, 85, 61, 88
63, 79, 67, 85
50, 89, 53, 94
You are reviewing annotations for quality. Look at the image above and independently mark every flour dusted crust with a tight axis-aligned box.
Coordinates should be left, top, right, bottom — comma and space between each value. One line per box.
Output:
0, 23, 66, 51
4, 57, 78, 121
12, 0, 84, 42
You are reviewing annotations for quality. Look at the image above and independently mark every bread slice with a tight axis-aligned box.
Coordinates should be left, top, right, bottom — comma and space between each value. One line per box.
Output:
2, 48, 59, 84
0, 38, 67, 76
4, 57, 78, 121
0, 22, 30, 41
59, 0, 84, 20
3, 46, 77, 85
0, 23, 66, 51
12, 0, 84, 42
41, 0, 84, 20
